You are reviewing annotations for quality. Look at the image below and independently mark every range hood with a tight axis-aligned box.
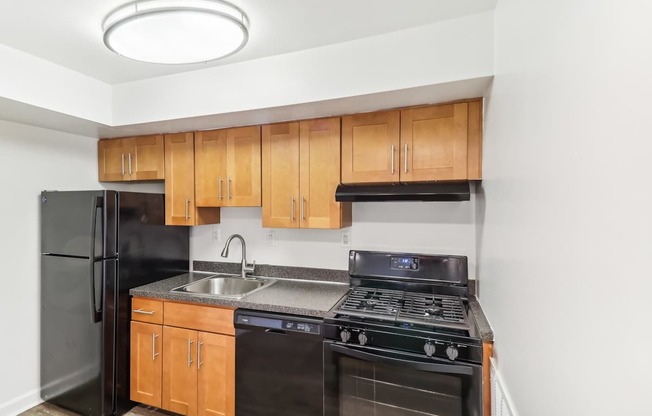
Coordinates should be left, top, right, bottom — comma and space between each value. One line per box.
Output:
335, 182, 470, 202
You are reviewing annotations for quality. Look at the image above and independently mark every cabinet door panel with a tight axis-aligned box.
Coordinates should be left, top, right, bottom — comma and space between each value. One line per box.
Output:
400, 103, 468, 181
162, 326, 198, 416
195, 130, 228, 207
98, 139, 127, 181
165, 133, 196, 225
262, 123, 300, 228
132, 135, 164, 180
299, 118, 343, 229
226, 126, 261, 207
130, 321, 162, 407
341, 111, 400, 184
197, 332, 235, 416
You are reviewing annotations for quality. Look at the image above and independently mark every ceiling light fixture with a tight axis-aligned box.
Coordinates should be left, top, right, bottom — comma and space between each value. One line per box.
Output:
102, 0, 249, 65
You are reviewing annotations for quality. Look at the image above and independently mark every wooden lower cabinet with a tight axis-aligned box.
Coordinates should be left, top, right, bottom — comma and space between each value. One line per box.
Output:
130, 321, 162, 407
131, 299, 235, 416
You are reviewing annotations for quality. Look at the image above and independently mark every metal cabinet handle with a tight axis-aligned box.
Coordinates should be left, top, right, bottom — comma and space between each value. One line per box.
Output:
152, 334, 159, 361
301, 197, 306, 221
121, 154, 125, 176
185, 196, 189, 221
218, 177, 223, 200
198, 341, 203, 370
290, 197, 295, 222
128, 153, 133, 175
187, 339, 194, 368
404, 144, 408, 173
227, 177, 231, 199
391, 144, 395, 174
134, 309, 154, 315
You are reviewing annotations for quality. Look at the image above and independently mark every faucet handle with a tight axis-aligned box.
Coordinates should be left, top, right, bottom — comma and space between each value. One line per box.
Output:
243, 259, 256, 275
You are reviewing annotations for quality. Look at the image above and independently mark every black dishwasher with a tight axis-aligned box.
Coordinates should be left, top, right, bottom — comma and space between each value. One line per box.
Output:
234, 309, 324, 416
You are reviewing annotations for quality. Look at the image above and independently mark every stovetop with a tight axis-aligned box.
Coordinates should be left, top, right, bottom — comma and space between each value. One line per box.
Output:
333, 286, 469, 332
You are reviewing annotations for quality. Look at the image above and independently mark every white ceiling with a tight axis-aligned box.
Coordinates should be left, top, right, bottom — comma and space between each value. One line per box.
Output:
0, 0, 496, 84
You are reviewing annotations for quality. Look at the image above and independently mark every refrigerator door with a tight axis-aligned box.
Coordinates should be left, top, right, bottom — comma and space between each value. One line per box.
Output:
41, 255, 107, 416
41, 191, 109, 258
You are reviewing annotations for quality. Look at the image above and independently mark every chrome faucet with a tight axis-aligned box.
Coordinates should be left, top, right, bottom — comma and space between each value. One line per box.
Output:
220, 234, 255, 279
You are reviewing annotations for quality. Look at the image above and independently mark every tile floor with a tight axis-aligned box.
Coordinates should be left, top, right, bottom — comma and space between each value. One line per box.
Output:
19, 402, 171, 416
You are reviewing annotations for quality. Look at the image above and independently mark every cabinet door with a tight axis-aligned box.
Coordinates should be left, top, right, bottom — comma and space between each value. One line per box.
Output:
226, 126, 261, 207
341, 110, 400, 184
299, 118, 346, 229
195, 130, 228, 207
98, 139, 127, 182
132, 135, 165, 180
130, 321, 162, 408
165, 133, 196, 226
400, 103, 469, 181
162, 326, 198, 416
262, 123, 300, 228
197, 332, 235, 416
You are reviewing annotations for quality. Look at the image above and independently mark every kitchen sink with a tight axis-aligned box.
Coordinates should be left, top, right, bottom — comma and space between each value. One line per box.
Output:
171, 274, 276, 299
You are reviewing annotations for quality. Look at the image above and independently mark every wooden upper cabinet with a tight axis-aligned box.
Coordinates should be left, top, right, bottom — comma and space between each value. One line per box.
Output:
341, 110, 400, 184
262, 123, 301, 228
195, 126, 261, 208
299, 118, 349, 229
340, 99, 483, 183
262, 119, 351, 229
165, 133, 196, 226
98, 135, 164, 182
131, 135, 165, 180
401, 103, 469, 182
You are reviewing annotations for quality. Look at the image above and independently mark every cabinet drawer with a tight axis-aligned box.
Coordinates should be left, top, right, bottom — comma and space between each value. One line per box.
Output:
164, 302, 235, 336
132, 298, 164, 324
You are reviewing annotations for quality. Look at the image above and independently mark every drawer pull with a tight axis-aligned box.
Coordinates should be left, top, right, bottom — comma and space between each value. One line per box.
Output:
134, 309, 155, 315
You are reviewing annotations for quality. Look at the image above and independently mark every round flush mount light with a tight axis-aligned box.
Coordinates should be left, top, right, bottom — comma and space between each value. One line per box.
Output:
102, 0, 249, 65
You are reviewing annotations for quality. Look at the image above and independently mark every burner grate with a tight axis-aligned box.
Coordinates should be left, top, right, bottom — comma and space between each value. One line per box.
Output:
335, 287, 402, 321
398, 293, 467, 327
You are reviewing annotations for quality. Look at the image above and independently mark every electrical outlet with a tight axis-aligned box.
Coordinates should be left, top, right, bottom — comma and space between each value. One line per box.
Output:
341, 230, 351, 247
265, 230, 276, 246
212, 227, 221, 242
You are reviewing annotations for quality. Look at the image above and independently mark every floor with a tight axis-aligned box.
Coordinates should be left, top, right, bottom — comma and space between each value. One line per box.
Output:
19, 402, 172, 416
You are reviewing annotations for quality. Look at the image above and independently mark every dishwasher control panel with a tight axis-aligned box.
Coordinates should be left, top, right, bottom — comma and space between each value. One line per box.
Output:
236, 313, 321, 335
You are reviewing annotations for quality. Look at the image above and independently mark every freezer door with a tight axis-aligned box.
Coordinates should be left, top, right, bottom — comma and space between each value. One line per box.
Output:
41, 191, 107, 258
41, 255, 107, 416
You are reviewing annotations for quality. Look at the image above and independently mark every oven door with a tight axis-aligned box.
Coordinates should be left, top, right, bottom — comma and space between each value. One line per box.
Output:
324, 341, 482, 416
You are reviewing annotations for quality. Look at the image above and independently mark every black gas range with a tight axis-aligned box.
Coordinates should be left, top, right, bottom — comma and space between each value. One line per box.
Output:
323, 250, 483, 416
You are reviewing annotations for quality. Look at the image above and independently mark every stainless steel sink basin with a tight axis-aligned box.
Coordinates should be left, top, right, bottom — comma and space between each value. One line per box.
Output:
171, 274, 275, 299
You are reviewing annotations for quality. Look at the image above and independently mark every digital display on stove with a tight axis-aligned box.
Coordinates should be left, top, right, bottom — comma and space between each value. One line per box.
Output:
390, 256, 419, 270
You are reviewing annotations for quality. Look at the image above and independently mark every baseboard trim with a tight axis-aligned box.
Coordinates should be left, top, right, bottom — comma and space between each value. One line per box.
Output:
0, 388, 41, 416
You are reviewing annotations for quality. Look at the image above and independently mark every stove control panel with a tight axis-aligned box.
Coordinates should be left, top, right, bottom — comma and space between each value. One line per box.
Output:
390, 256, 419, 270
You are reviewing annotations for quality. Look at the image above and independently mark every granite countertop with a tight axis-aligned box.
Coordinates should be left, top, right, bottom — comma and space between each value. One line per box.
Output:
130, 271, 350, 318
130, 262, 494, 341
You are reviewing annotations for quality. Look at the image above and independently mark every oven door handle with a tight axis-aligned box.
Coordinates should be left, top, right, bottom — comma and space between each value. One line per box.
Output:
328, 343, 473, 376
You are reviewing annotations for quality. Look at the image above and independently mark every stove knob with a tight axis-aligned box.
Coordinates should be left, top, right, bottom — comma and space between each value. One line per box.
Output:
424, 341, 436, 357
358, 332, 368, 346
340, 329, 351, 343
446, 345, 459, 361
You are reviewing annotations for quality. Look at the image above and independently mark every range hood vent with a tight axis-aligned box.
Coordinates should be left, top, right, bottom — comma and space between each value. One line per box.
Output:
335, 182, 470, 202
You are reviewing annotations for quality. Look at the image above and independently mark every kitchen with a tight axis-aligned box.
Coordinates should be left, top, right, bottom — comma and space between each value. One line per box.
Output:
0, 1, 650, 416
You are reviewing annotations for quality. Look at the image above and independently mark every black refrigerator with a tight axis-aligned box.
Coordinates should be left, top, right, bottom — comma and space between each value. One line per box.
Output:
40, 190, 189, 416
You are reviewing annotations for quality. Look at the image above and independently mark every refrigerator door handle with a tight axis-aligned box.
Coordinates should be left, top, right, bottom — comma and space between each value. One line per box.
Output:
89, 196, 103, 323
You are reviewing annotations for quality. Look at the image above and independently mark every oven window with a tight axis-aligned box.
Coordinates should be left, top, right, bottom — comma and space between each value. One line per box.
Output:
338, 356, 463, 416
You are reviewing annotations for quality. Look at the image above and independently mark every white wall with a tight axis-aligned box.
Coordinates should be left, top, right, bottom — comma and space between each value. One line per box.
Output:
192, 195, 476, 275
477, 1, 652, 415
0, 121, 163, 415
0, 121, 99, 415
112, 12, 494, 125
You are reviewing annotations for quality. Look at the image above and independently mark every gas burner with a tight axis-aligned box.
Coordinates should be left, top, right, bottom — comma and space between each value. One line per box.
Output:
424, 307, 443, 317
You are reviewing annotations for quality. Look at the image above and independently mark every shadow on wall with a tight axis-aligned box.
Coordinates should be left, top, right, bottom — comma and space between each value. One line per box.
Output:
353, 199, 475, 225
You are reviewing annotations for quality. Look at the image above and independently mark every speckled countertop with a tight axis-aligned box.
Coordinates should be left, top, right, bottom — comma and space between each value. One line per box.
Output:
130, 262, 493, 341
130, 271, 350, 318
